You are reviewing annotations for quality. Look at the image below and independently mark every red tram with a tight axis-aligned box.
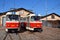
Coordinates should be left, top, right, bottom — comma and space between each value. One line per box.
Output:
26, 14, 43, 32
5, 12, 20, 32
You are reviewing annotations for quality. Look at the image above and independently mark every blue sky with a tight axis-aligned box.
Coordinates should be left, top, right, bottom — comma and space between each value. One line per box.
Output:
0, 0, 60, 16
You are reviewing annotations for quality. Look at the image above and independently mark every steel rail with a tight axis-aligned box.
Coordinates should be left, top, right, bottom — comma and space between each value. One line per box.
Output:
3, 32, 13, 40
3, 32, 22, 40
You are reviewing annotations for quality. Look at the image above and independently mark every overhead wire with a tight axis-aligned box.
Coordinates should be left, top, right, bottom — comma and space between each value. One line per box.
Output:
14, 0, 15, 8
10, 0, 16, 10
28, 0, 40, 11
1, 0, 6, 12
46, 0, 60, 13
47, 6, 60, 13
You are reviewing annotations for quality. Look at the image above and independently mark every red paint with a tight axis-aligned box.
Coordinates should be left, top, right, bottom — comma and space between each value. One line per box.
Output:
6, 22, 20, 29
30, 22, 42, 28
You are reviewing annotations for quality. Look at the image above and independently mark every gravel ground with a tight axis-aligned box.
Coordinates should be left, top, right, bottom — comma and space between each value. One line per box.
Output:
0, 26, 60, 40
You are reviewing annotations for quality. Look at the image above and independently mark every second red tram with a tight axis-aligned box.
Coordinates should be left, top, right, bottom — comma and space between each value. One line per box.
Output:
26, 14, 43, 32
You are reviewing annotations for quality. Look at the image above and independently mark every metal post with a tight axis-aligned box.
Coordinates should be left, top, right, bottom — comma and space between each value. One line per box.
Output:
46, 0, 48, 27
14, 0, 15, 9
2, 0, 5, 11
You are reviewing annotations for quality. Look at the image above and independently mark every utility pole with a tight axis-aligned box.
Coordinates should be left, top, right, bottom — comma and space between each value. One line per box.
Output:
10, 0, 16, 10
46, 0, 48, 27
14, 0, 16, 9
2, 0, 5, 12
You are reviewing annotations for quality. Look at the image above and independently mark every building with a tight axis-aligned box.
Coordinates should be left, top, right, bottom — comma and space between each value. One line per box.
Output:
0, 12, 6, 26
0, 8, 60, 28
41, 13, 60, 28
0, 8, 34, 27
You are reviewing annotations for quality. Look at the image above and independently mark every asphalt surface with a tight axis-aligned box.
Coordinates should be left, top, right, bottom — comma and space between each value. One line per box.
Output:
0, 26, 60, 40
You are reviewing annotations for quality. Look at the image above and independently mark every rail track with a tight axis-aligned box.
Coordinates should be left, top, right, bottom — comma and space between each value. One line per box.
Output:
3, 32, 22, 40
0, 27, 60, 40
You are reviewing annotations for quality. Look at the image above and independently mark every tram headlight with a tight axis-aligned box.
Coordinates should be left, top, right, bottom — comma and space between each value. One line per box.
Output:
6, 25, 9, 26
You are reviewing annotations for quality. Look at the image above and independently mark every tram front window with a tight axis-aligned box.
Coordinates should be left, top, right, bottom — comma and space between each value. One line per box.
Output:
31, 16, 40, 21
6, 15, 19, 21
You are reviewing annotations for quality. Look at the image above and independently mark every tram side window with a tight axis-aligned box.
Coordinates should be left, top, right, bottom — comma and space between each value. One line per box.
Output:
6, 16, 10, 21
31, 17, 34, 21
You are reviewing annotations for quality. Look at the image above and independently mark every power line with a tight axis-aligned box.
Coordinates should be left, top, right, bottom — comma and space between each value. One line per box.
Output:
31, 0, 40, 8
10, 0, 16, 10
1, 0, 6, 12
30, 0, 41, 15
47, 6, 60, 12
14, 0, 16, 9
46, 0, 60, 13
45, 0, 48, 26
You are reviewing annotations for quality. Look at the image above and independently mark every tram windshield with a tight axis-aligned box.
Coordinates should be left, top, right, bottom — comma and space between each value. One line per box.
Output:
31, 16, 40, 21
6, 15, 19, 21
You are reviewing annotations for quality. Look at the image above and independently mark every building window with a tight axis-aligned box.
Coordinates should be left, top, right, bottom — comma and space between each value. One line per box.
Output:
51, 14, 55, 19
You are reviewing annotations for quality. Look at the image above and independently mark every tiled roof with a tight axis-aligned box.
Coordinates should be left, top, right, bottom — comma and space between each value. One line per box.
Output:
0, 8, 34, 15
41, 13, 60, 18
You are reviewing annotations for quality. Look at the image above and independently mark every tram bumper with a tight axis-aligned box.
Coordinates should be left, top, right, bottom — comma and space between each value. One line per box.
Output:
26, 27, 34, 30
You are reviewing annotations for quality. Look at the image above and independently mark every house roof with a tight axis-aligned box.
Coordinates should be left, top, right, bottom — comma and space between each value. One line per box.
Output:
41, 13, 60, 18
0, 12, 7, 15
8, 8, 34, 14
0, 8, 34, 15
